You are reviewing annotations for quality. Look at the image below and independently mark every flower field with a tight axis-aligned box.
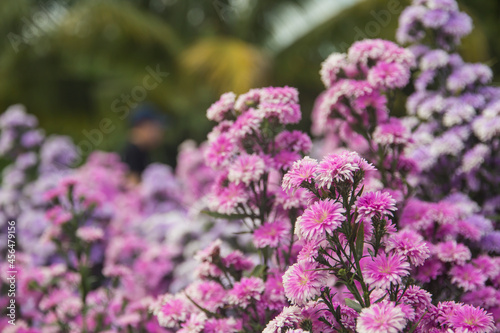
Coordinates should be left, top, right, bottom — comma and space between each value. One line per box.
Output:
1, 0, 500, 332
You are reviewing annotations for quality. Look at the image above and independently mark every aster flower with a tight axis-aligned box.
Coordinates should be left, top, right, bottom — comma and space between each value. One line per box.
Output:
154, 294, 192, 328
400, 285, 432, 318
258, 102, 301, 125
282, 157, 318, 193
204, 318, 242, 333
295, 199, 346, 242
434, 240, 471, 264
461, 287, 500, 309
253, 220, 289, 249
262, 306, 303, 333
274, 130, 312, 154
356, 301, 407, 333
385, 229, 430, 266
204, 134, 236, 168
315, 151, 374, 189
363, 252, 410, 289
234, 88, 261, 111
356, 191, 397, 221
207, 92, 236, 122
420, 49, 449, 70
178, 312, 207, 333
260, 86, 299, 105
227, 154, 265, 186
185, 281, 227, 312
208, 177, 248, 214
227, 277, 265, 307
76, 226, 104, 243
448, 304, 495, 333
450, 264, 487, 292
373, 118, 411, 146
367, 61, 410, 89
222, 250, 255, 271
282, 261, 327, 305
229, 108, 263, 139
320, 53, 348, 88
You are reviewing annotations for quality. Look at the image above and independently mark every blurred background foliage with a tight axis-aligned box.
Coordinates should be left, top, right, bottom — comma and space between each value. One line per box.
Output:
0, 0, 498, 165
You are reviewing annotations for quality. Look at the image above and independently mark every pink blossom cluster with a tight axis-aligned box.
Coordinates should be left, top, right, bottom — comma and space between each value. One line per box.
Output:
312, 39, 417, 200
0, 110, 242, 331
268, 152, 495, 333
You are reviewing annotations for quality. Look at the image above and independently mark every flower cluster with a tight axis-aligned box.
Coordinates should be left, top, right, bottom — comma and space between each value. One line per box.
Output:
312, 39, 416, 199
0, 109, 245, 331
265, 152, 495, 333
398, 0, 500, 214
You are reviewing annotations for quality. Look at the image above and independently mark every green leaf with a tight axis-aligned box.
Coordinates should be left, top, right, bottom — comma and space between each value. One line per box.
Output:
201, 210, 248, 220
356, 220, 364, 259
248, 264, 267, 278
344, 298, 362, 313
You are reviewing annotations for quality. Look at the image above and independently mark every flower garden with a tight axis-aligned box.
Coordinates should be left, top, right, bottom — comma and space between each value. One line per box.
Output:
1, 0, 500, 332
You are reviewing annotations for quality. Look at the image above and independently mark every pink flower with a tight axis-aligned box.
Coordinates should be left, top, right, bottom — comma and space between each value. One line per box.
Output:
208, 177, 248, 214
448, 304, 495, 333
320, 53, 348, 88
315, 151, 374, 189
205, 134, 235, 168
283, 261, 327, 305
229, 108, 263, 139
228, 154, 265, 185
356, 191, 397, 220
76, 226, 104, 243
45, 206, 72, 225
295, 200, 346, 242
263, 306, 302, 333
282, 157, 318, 193
472, 255, 500, 279
258, 102, 301, 125
155, 294, 191, 328
185, 281, 227, 312
462, 287, 500, 309
399, 285, 432, 318
385, 229, 430, 266
204, 318, 242, 333
363, 252, 410, 289
234, 88, 261, 111
297, 240, 325, 263
368, 61, 410, 89
253, 220, 289, 248
207, 92, 235, 122
434, 240, 471, 264
221, 250, 255, 271
274, 130, 312, 154
415, 257, 444, 283
179, 312, 207, 333
373, 118, 411, 146
450, 264, 487, 292
261, 272, 287, 311
227, 277, 265, 307
356, 301, 407, 333
260, 86, 299, 105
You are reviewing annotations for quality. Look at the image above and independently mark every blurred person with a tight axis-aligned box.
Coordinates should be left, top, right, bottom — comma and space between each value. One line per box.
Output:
122, 104, 166, 184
